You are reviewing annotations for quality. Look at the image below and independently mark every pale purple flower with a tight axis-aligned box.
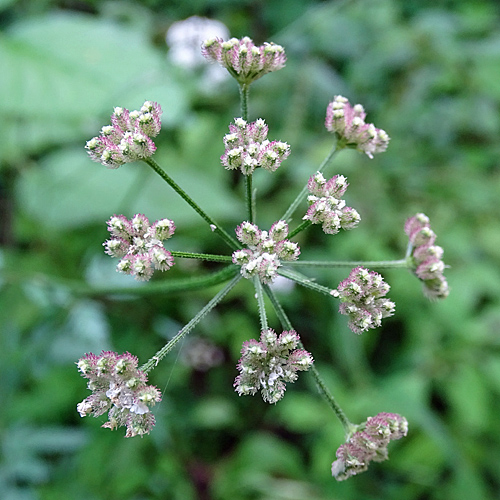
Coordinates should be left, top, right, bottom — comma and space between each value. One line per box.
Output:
336, 266, 395, 334
304, 171, 360, 234
234, 328, 313, 404
77, 351, 162, 437
202, 36, 286, 85
332, 412, 408, 481
404, 213, 449, 299
86, 101, 162, 168
104, 214, 175, 281
325, 96, 389, 158
221, 118, 290, 175
232, 220, 300, 284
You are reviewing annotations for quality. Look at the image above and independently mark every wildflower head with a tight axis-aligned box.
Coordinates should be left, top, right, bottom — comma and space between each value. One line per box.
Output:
202, 36, 286, 85
404, 213, 449, 299
325, 96, 389, 158
232, 221, 300, 284
86, 101, 162, 168
221, 118, 290, 175
104, 213, 175, 281
336, 266, 395, 334
234, 328, 313, 404
304, 172, 360, 234
332, 412, 408, 480
77, 351, 161, 437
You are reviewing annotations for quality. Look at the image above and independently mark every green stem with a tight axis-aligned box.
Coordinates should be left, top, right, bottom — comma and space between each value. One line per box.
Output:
263, 283, 355, 435
253, 277, 269, 331
141, 274, 242, 374
239, 83, 254, 222
239, 83, 250, 121
143, 158, 239, 250
288, 220, 312, 239
278, 268, 336, 297
171, 251, 233, 263
245, 175, 254, 223
285, 258, 410, 269
281, 144, 339, 222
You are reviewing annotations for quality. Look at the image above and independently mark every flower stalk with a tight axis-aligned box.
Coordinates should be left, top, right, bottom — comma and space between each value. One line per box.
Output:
263, 283, 354, 434
286, 258, 410, 269
170, 251, 233, 263
141, 274, 242, 374
253, 277, 269, 331
143, 157, 239, 250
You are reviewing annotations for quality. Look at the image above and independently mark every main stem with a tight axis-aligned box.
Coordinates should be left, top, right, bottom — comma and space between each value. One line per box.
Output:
141, 274, 242, 374
144, 158, 239, 250
263, 283, 354, 435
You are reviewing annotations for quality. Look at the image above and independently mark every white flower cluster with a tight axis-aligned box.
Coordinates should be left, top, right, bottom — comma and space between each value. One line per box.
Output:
232, 220, 300, 284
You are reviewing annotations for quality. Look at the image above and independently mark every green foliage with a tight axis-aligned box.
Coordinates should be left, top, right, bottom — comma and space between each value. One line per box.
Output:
1, 0, 500, 499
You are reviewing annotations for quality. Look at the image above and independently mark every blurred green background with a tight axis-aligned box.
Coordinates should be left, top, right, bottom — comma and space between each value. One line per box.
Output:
1, 0, 500, 498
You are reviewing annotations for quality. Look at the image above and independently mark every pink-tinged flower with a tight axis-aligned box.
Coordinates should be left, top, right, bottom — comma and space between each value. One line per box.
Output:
335, 266, 395, 334
221, 118, 290, 175
202, 36, 286, 85
103, 214, 176, 281
303, 172, 360, 234
404, 213, 449, 299
86, 101, 162, 168
76, 351, 161, 437
234, 328, 313, 404
332, 412, 408, 481
325, 96, 389, 158
232, 220, 300, 284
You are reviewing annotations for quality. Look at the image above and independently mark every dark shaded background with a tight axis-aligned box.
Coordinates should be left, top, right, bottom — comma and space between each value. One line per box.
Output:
1, 0, 500, 498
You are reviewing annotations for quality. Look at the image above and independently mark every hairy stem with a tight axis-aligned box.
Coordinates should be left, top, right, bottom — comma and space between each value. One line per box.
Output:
245, 175, 254, 223
171, 251, 233, 263
288, 220, 312, 239
239, 83, 254, 223
285, 258, 410, 269
141, 274, 242, 373
239, 83, 250, 121
278, 268, 337, 297
143, 158, 239, 250
253, 277, 269, 331
263, 283, 354, 434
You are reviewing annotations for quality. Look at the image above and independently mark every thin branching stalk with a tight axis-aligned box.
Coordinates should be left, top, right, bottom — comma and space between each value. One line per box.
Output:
263, 283, 355, 435
245, 175, 254, 222
141, 274, 242, 374
278, 268, 336, 297
288, 220, 312, 239
144, 157, 239, 250
285, 258, 410, 269
253, 277, 269, 331
239, 83, 250, 121
171, 251, 233, 263
239, 83, 254, 222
